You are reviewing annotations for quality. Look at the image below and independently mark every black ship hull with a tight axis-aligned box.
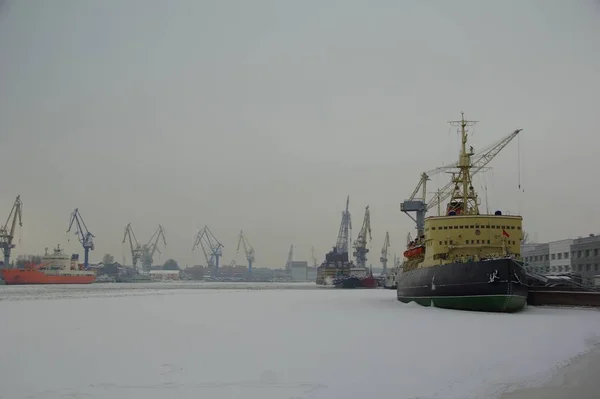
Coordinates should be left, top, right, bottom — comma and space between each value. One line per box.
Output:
396, 258, 528, 313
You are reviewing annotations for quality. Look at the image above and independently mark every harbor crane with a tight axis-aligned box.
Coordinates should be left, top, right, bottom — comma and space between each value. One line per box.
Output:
66, 208, 95, 269
353, 205, 372, 268
285, 244, 293, 270
380, 231, 390, 274
335, 195, 352, 254
0, 195, 22, 268
311, 246, 317, 267
122, 223, 143, 269
401, 127, 523, 237
192, 226, 223, 272
236, 229, 255, 275
141, 225, 167, 271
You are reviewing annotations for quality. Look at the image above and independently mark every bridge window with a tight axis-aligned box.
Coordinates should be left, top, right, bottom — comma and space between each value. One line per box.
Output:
469, 225, 475, 228
487, 240, 491, 244
510, 226, 515, 229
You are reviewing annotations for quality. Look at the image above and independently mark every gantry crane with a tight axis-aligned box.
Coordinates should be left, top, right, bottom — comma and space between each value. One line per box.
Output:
0, 195, 22, 268
141, 225, 167, 271
353, 205, 372, 268
401, 127, 522, 237
192, 226, 223, 273
236, 229, 255, 275
380, 231, 390, 274
66, 208, 94, 268
122, 223, 143, 269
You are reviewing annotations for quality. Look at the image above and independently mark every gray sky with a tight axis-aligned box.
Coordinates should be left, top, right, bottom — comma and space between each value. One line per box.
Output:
1, 0, 599, 268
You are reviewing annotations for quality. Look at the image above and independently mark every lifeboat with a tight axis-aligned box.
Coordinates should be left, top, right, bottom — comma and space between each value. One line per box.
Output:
404, 245, 425, 258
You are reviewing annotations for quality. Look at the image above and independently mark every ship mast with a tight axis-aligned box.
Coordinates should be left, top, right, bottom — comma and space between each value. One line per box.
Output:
448, 112, 479, 215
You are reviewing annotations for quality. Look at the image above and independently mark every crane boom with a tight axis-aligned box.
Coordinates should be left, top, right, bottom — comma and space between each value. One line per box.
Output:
380, 231, 390, 274
236, 229, 255, 275
285, 244, 293, 270
122, 223, 142, 269
66, 208, 95, 268
424, 129, 522, 212
192, 226, 223, 274
335, 196, 352, 253
0, 195, 23, 268
352, 205, 372, 268
141, 225, 166, 271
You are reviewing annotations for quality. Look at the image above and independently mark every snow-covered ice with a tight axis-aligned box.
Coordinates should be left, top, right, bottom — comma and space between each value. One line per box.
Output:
1, 283, 600, 399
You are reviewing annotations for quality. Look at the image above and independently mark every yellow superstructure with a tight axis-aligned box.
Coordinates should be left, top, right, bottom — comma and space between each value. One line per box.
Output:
419, 214, 522, 268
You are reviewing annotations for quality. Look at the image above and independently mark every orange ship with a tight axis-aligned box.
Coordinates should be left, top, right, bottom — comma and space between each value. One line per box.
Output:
2, 244, 95, 285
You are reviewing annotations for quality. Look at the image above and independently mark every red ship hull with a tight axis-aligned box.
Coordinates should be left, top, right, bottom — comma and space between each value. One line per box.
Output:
359, 275, 378, 288
1, 269, 96, 285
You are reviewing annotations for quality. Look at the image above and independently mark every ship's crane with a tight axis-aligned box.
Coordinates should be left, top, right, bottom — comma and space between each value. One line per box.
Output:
122, 223, 143, 269
192, 226, 223, 272
401, 128, 522, 237
285, 244, 293, 270
236, 229, 255, 275
66, 208, 95, 269
0, 195, 22, 268
141, 225, 167, 271
380, 231, 390, 274
353, 205, 372, 268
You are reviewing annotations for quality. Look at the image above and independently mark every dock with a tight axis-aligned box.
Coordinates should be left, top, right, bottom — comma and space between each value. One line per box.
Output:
526, 272, 600, 308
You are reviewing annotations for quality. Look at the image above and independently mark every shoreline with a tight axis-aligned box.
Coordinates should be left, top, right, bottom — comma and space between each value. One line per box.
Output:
501, 345, 600, 399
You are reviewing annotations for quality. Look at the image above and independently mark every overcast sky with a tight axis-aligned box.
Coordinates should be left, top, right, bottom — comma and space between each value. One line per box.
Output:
1, 0, 599, 268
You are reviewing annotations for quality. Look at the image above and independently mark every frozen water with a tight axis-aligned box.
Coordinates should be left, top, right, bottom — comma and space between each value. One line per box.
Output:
1, 283, 599, 399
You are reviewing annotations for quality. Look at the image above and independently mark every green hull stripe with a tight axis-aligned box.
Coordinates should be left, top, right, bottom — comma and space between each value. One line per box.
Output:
399, 294, 527, 299
398, 294, 527, 312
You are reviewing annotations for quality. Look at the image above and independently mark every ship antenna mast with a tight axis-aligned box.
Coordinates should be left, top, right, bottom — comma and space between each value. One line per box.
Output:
448, 112, 479, 215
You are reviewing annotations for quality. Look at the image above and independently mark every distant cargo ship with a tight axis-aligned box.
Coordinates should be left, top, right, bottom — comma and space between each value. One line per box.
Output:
333, 270, 378, 289
316, 197, 377, 288
2, 245, 95, 285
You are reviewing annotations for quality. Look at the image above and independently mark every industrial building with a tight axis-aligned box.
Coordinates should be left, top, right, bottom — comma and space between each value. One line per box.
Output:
288, 261, 317, 282
522, 234, 600, 286
522, 243, 549, 273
